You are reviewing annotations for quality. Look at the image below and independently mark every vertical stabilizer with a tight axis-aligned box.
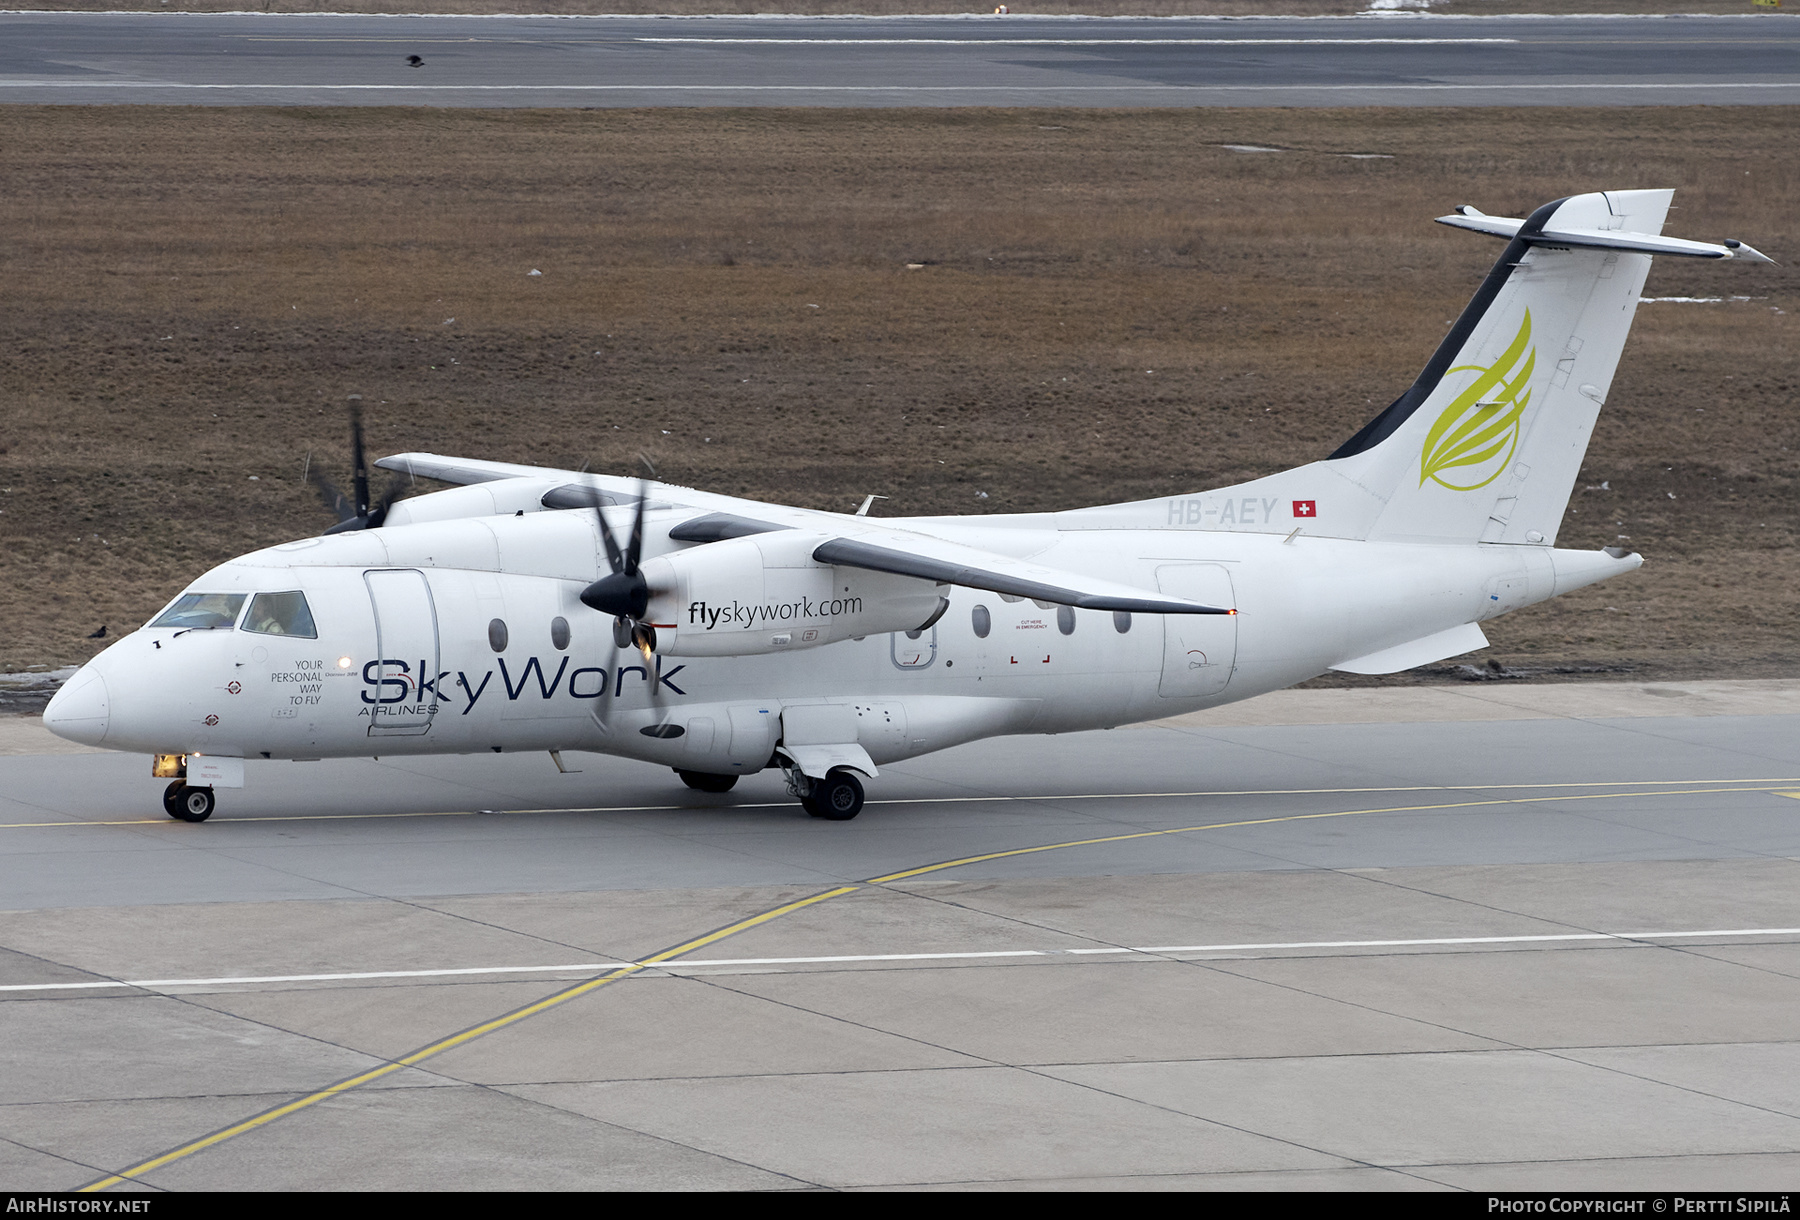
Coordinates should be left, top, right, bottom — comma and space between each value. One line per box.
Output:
1329, 190, 1673, 545
1059, 190, 1770, 541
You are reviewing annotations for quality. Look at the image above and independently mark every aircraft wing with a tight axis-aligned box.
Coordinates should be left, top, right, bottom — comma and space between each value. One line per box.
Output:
375, 453, 578, 485
669, 511, 1231, 614
811, 532, 1232, 615
376, 456, 1228, 614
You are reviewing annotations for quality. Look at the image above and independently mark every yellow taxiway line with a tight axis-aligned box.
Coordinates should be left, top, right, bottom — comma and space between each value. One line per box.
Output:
76, 884, 857, 1193
76, 780, 1793, 1191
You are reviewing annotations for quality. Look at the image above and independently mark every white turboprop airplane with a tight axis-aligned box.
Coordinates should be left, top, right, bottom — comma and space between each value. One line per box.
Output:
43, 190, 1773, 823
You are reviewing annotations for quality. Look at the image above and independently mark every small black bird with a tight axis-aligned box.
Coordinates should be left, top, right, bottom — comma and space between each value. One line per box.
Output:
406, 55, 424, 68
87, 625, 106, 639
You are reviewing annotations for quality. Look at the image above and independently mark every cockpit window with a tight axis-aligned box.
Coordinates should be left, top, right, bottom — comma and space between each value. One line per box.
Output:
243, 591, 318, 639
150, 593, 247, 630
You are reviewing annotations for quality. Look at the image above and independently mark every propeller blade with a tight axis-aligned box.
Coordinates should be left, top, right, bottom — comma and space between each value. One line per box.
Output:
624, 477, 648, 577
596, 503, 626, 577
348, 401, 371, 521
581, 475, 662, 658
594, 637, 617, 732
309, 468, 354, 524
312, 403, 406, 534
366, 479, 405, 530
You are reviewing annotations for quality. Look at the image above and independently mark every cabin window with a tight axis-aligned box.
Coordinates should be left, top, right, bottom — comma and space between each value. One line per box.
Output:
971, 605, 991, 639
151, 593, 246, 631
1056, 605, 1076, 636
1113, 611, 1132, 634
244, 591, 318, 639
488, 618, 509, 652
550, 616, 571, 651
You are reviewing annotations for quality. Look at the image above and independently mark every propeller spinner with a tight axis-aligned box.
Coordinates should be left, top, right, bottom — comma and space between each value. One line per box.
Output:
581, 483, 661, 661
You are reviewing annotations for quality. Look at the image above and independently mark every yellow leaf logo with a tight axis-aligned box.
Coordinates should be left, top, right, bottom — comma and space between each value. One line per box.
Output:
1420, 312, 1535, 491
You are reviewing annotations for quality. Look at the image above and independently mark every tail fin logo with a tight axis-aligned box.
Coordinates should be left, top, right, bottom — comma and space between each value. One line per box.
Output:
1420, 312, 1536, 491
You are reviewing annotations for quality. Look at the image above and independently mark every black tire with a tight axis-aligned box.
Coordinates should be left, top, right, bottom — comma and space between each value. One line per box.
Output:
171, 786, 215, 823
808, 770, 864, 821
162, 780, 186, 818
675, 769, 738, 793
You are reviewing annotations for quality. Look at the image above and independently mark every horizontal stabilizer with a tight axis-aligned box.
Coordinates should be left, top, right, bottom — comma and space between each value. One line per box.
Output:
1438, 205, 1776, 264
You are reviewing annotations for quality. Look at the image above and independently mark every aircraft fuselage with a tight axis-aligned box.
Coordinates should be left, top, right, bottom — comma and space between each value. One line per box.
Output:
64, 506, 1617, 775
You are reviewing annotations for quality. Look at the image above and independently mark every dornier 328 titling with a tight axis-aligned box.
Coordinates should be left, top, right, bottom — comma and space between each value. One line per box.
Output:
43, 190, 1775, 823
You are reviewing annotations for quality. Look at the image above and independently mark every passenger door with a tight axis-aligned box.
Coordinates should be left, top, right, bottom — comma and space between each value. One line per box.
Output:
364, 569, 441, 737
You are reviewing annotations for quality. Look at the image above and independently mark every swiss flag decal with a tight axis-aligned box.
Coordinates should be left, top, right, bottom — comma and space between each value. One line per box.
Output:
1292, 500, 1317, 518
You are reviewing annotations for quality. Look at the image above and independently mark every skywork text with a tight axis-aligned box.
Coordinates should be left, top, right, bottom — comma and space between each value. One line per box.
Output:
361, 656, 687, 715
688, 597, 862, 630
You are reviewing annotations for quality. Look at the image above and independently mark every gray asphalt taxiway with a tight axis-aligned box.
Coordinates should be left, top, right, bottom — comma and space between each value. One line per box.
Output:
2, 12, 1798, 108
3, 679, 1799, 1191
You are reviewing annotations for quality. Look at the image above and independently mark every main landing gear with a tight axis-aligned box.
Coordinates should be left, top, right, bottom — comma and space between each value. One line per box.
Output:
162, 781, 215, 823
791, 768, 865, 821
675, 764, 865, 820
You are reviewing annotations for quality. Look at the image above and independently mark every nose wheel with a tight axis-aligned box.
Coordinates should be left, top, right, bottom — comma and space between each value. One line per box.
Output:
163, 781, 216, 823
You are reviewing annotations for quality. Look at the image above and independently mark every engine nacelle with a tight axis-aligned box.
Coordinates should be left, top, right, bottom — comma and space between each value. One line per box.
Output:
383, 477, 565, 527
641, 532, 947, 657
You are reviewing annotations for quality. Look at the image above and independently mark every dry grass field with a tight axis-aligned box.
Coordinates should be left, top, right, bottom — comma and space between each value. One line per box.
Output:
1, 105, 1795, 682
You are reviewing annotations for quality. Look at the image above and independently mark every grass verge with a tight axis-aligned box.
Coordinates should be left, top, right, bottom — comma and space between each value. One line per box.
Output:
1, 105, 1794, 679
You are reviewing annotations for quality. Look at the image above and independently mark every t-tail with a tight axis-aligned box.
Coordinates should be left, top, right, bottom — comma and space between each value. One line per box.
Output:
1327, 189, 1772, 545
1079, 190, 1774, 544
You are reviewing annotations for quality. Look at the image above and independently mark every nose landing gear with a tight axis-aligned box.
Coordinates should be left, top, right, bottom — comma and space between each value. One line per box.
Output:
162, 781, 216, 823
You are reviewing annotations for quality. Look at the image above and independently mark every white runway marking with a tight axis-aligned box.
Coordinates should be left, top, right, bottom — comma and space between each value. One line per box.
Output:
629, 37, 1521, 46
9, 927, 1797, 994
224, 36, 1519, 47
7, 774, 1796, 830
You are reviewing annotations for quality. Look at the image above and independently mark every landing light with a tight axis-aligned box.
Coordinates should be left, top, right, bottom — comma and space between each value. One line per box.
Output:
337, 656, 353, 669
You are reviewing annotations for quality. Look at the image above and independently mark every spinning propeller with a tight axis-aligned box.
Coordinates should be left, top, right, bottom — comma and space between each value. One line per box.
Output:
309, 401, 404, 534
580, 480, 662, 663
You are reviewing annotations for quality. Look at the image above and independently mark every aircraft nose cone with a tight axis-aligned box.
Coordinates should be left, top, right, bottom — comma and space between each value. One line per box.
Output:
43, 668, 110, 746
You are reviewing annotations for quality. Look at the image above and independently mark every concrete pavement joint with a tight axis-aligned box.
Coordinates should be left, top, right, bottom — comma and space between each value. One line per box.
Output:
69, 783, 1793, 1190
